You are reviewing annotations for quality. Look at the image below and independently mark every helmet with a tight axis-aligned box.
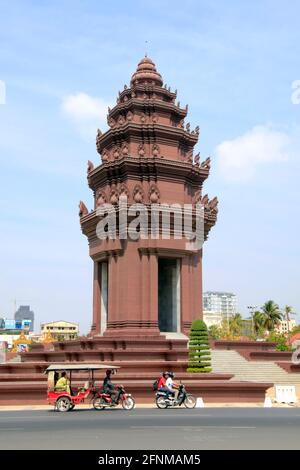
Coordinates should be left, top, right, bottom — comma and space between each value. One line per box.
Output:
163, 371, 169, 378
168, 371, 174, 378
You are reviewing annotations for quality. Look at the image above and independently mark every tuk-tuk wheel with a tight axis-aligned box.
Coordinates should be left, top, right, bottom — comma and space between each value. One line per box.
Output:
56, 397, 71, 412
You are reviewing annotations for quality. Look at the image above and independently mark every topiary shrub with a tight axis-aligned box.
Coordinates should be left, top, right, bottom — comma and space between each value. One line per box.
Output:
187, 319, 212, 373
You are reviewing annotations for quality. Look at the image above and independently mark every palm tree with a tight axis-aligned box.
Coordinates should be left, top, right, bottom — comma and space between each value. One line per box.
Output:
283, 305, 295, 333
229, 313, 243, 336
253, 310, 265, 335
261, 300, 282, 331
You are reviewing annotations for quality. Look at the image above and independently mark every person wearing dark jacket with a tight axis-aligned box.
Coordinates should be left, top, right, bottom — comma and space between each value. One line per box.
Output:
102, 369, 117, 403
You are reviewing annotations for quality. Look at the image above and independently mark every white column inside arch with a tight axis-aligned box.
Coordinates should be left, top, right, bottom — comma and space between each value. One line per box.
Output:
158, 258, 181, 333
100, 262, 108, 334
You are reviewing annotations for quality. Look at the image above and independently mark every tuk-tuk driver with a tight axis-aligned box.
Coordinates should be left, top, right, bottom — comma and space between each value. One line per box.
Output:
55, 371, 71, 394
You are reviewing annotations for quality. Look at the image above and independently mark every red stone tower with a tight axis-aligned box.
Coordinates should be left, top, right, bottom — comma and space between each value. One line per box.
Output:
80, 56, 218, 337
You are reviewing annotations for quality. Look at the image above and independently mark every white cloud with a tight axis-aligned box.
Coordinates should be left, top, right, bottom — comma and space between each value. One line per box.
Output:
215, 125, 290, 181
61, 92, 111, 141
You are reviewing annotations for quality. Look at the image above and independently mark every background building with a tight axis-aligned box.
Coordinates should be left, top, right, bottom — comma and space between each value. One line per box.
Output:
203, 310, 223, 328
14, 305, 34, 332
40, 321, 79, 341
0, 318, 32, 332
203, 291, 237, 322
276, 319, 297, 334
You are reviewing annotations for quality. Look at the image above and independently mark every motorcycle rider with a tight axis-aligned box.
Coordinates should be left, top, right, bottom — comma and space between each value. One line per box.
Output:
166, 371, 180, 401
157, 371, 170, 394
102, 369, 117, 403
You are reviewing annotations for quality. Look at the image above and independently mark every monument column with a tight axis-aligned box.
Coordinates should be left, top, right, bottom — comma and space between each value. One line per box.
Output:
91, 261, 101, 335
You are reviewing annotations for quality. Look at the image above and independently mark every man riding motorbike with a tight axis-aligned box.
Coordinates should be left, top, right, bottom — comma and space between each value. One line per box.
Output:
102, 369, 117, 403
166, 371, 180, 401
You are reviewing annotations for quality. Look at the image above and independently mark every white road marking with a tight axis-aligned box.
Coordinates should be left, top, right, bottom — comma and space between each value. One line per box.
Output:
0, 428, 24, 431
130, 425, 256, 429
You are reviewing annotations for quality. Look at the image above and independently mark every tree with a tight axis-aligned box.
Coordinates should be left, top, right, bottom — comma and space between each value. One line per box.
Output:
208, 324, 221, 340
219, 319, 231, 339
253, 310, 266, 335
291, 325, 300, 334
229, 313, 243, 337
187, 319, 212, 373
283, 305, 295, 333
261, 300, 282, 331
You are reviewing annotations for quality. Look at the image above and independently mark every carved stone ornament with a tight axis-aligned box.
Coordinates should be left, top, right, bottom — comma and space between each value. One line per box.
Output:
118, 115, 125, 125
194, 153, 200, 165
200, 157, 211, 170
193, 190, 202, 205
138, 144, 145, 157
96, 190, 107, 206
152, 143, 160, 157
96, 129, 102, 148
149, 185, 160, 204
101, 150, 109, 162
79, 201, 89, 217
208, 196, 218, 213
186, 150, 193, 163
87, 160, 94, 173
140, 113, 147, 123
126, 111, 133, 121
119, 184, 129, 199
201, 194, 209, 206
110, 186, 119, 205
122, 143, 129, 156
108, 117, 116, 128
113, 147, 120, 160
133, 185, 144, 203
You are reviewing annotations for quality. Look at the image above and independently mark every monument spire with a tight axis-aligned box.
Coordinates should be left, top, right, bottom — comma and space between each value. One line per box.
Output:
80, 56, 218, 337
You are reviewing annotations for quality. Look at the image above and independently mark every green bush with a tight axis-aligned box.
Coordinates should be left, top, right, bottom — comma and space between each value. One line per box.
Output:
187, 319, 212, 373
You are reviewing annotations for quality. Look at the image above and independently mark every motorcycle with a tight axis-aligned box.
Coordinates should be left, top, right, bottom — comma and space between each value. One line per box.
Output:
155, 384, 196, 409
93, 385, 135, 410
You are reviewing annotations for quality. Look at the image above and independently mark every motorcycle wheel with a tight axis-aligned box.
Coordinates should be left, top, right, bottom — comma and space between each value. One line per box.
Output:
56, 397, 71, 412
156, 396, 168, 409
184, 394, 196, 409
122, 396, 135, 410
93, 397, 107, 410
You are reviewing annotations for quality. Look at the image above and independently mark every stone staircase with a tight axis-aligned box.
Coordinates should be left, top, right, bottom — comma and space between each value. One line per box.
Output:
212, 349, 300, 394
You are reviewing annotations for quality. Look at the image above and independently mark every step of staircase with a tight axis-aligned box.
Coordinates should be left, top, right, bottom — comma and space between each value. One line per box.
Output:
211, 350, 300, 388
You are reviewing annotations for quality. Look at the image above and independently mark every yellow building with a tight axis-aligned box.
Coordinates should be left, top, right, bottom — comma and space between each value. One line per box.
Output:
41, 320, 79, 341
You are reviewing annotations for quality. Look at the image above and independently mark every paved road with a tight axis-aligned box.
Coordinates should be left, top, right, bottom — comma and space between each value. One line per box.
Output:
0, 408, 299, 450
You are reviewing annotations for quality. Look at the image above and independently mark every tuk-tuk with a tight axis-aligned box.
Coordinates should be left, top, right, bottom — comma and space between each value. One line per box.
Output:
45, 363, 120, 412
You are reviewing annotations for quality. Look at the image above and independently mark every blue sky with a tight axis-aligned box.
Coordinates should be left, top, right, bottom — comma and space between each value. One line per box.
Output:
0, 0, 299, 332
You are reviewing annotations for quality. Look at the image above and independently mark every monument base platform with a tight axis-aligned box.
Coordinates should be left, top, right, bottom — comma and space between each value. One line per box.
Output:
0, 335, 273, 405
